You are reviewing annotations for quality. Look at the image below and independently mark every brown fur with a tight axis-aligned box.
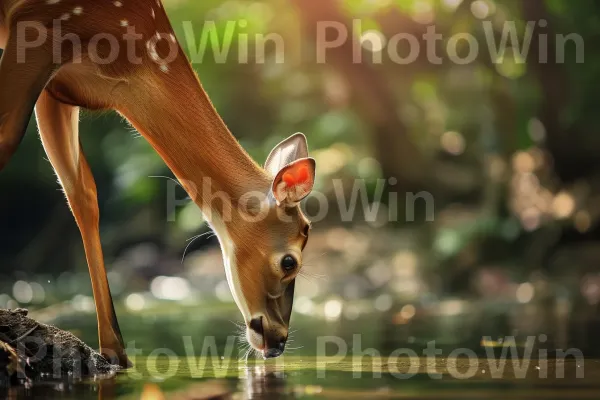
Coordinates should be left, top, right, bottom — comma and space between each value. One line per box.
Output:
0, 0, 313, 364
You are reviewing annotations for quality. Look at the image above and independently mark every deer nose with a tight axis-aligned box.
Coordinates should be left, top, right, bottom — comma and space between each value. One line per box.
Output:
264, 337, 286, 359
264, 348, 282, 359
276, 337, 286, 352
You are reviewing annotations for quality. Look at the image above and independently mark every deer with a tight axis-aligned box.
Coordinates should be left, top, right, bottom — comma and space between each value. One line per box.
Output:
0, 0, 316, 368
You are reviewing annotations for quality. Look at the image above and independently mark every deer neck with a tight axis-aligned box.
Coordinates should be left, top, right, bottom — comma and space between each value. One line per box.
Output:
117, 58, 270, 226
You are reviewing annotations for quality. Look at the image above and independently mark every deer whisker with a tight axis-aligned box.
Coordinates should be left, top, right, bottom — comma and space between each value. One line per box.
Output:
181, 230, 214, 264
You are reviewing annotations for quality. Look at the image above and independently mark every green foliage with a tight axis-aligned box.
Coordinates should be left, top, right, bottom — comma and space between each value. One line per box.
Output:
1, 0, 599, 273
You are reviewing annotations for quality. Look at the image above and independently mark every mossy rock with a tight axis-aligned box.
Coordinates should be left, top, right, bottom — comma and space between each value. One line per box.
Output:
0, 309, 116, 386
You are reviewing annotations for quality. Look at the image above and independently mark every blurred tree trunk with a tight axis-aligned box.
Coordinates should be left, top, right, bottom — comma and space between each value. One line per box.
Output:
289, 0, 428, 192
522, 0, 600, 355
522, 0, 600, 183
522, 0, 568, 174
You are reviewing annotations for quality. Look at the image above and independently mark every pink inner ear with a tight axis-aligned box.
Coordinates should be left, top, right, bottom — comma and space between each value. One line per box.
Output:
282, 165, 310, 187
283, 172, 296, 186
296, 166, 309, 183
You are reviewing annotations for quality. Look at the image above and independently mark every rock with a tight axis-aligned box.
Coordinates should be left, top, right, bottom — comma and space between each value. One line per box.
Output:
0, 308, 116, 386
0, 339, 21, 386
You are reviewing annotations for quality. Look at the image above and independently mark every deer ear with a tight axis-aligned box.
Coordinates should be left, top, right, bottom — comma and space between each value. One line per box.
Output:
271, 158, 316, 207
264, 133, 309, 178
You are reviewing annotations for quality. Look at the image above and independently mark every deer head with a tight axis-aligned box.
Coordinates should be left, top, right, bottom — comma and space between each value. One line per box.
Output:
207, 133, 316, 358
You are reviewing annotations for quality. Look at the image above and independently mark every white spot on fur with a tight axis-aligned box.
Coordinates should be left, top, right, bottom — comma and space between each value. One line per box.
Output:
147, 41, 159, 61
120, 19, 129, 27
60, 13, 70, 20
113, 1, 123, 7
46, 0, 61, 4
151, 8, 155, 18
159, 64, 169, 73
72, 6, 83, 15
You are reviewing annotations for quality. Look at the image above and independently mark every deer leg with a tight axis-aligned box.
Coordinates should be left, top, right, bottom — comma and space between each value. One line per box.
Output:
0, 32, 54, 171
35, 90, 131, 368
0, 21, 7, 49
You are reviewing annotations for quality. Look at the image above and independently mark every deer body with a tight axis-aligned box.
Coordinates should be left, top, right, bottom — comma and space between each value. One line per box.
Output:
0, 0, 316, 367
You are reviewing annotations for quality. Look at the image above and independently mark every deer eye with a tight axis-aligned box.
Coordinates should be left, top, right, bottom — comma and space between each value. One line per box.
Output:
281, 255, 298, 272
